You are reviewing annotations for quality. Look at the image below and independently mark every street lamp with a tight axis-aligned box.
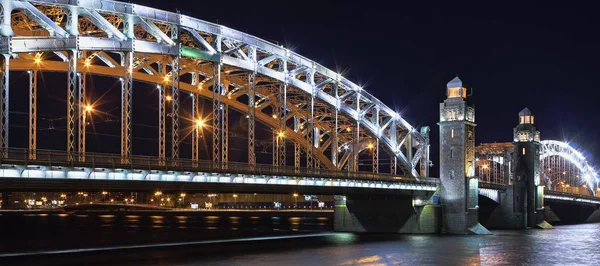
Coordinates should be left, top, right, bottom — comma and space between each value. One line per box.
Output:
180, 193, 186, 208
293, 193, 298, 209
196, 119, 204, 128
154, 191, 162, 205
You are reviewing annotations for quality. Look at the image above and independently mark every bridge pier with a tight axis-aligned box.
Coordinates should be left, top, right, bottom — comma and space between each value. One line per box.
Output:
334, 193, 441, 233
438, 78, 491, 235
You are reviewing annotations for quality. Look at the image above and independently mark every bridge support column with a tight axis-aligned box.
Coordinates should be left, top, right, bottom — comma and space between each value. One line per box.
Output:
120, 52, 133, 164
306, 94, 314, 169
77, 72, 86, 162
247, 71, 256, 167
275, 84, 286, 166
66, 50, 77, 161
157, 62, 166, 166
334, 194, 441, 233
191, 88, 199, 167
28, 69, 37, 160
171, 55, 180, 162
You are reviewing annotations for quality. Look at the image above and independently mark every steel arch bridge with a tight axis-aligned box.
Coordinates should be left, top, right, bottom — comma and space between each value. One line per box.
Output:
476, 140, 599, 196
0, 0, 430, 179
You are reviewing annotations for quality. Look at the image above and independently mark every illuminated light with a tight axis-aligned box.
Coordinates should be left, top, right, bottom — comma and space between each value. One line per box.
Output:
85, 60, 91, 67
347, 127, 351, 132
293, 193, 298, 197
180, 193, 186, 197
166, 95, 172, 101
154, 191, 162, 196
562, 171, 566, 175
101, 191, 108, 195
482, 164, 488, 170
367, 143, 374, 149
85, 105, 93, 112
190, 93, 193, 97
60, 194, 66, 198
233, 194, 238, 198
196, 119, 204, 128
110, 199, 114, 202
272, 114, 277, 119
278, 132, 284, 138
34, 58, 42, 64
166, 198, 171, 202
164, 76, 170, 82
156, 84, 161, 89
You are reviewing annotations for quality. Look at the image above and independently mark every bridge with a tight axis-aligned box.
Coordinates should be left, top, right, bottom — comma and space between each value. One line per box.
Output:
0, 0, 598, 234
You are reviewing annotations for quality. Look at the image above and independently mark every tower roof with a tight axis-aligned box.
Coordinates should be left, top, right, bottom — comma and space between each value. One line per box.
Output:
519, 107, 532, 116
447, 76, 462, 88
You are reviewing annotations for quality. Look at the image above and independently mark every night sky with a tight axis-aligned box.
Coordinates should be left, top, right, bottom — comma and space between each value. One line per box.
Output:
12, 1, 600, 177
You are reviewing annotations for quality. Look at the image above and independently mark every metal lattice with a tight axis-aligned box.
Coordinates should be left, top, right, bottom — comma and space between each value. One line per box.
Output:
0, 0, 431, 179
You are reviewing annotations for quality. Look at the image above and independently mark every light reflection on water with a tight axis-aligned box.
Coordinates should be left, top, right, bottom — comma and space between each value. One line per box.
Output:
196, 224, 600, 265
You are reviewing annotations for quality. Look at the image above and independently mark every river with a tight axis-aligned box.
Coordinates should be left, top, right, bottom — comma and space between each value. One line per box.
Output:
1, 212, 599, 265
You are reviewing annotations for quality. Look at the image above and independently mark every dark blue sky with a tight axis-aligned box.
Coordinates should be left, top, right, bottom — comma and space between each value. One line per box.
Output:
133, 0, 600, 170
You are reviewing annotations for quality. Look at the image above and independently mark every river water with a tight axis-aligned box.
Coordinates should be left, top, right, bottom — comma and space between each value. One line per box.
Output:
1, 212, 599, 265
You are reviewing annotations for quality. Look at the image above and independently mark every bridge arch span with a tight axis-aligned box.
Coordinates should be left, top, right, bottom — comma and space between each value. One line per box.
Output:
0, 0, 430, 178
540, 140, 598, 194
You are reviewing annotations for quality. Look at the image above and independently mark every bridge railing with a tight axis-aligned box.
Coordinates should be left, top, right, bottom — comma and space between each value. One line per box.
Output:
0, 148, 439, 185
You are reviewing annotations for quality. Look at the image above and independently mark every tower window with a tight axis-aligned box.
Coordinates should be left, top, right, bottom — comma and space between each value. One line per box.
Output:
522, 148, 526, 155
451, 129, 454, 138
451, 148, 454, 158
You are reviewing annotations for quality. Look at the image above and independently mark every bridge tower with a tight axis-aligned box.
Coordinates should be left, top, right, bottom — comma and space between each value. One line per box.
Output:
513, 108, 551, 228
439, 77, 489, 234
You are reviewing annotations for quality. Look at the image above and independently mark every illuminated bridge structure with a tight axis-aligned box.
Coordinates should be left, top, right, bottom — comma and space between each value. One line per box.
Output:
476, 140, 600, 206
0, 0, 434, 195
0, 0, 596, 202
0, 0, 598, 233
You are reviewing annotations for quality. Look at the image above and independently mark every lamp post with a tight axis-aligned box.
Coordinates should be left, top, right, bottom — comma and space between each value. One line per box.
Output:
154, 191, 162, 206
293, 193, 298, 209
180, 193, 186, 208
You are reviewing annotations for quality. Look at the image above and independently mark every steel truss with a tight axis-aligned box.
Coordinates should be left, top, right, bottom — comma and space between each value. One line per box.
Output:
0, 0, 430, 179
475, 140, 599, 196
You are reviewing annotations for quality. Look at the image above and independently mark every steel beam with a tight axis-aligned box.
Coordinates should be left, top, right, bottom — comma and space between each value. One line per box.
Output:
171, 55, 180, 161
171, 25, 181, 162
306, 95, 314, 168
247, 71, 256, 166
120, 52, 133, 163
276, 84, 286, 166
28, 70, 36, 160
222, 103, 228, 164
391, 155, 397, 175
191, 73, 199, 166
212, 63, 222, 166
77, 72, 86, 162
66, 50, 78, 161
157, 62, 166, 166
373, 139, 379, 173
